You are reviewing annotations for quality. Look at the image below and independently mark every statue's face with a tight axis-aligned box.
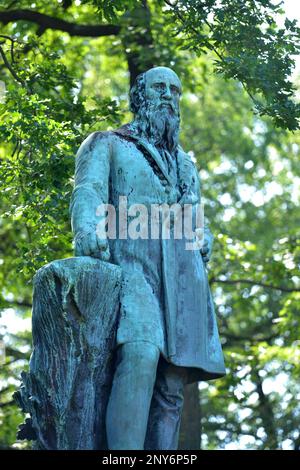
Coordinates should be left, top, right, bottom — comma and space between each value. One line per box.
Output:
144, 67, 182, 115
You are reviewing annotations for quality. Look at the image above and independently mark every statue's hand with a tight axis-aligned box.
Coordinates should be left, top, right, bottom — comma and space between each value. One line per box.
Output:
200, 227, 214, 264
74, 230, 110, 261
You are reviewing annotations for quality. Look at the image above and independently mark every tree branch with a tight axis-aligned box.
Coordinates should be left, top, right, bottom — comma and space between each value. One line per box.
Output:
0, 44, 25, 86
0, 299, 32, 309
5, 347, 30, 360
0, 34, 16, 63
164, 1, 258, 106
0, 400, 15, 408
225, 332, 278, 344
210, 277, 300, 293
0, 9, 121, 37
0, 386, 12, 396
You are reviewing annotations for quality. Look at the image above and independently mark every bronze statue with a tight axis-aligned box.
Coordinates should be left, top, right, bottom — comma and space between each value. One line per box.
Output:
15, 67, 225, 450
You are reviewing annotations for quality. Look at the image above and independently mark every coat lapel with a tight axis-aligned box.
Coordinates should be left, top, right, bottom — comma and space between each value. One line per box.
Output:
135, 137, 177, 186
113, 125, 198, 202
114, 125, 176, 187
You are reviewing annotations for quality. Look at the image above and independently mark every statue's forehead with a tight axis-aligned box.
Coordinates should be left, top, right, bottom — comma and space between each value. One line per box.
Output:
145, 67, 181, 89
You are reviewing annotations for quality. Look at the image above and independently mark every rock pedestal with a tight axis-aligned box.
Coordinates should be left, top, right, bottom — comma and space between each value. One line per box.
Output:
14, 256, 122, 450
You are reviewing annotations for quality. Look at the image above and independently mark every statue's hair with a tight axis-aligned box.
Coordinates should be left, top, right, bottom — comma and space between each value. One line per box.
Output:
129, 72, 146, 114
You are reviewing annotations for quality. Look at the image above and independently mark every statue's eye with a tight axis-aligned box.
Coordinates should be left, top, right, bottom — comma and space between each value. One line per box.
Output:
153, 82, 165, 91
170, 85, 180, 95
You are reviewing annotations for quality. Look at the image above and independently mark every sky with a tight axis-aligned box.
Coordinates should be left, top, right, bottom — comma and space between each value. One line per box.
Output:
283, 0, 300, 77
283, 0, 300, 21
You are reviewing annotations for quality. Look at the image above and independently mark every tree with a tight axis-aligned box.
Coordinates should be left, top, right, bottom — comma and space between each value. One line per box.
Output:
0, 0, 299, 449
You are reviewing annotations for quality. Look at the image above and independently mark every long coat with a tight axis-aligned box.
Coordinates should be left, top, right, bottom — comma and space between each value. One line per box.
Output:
70, 124, 225, 382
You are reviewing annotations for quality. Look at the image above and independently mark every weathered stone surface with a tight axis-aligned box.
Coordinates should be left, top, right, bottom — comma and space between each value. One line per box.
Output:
14, 256, 121, 449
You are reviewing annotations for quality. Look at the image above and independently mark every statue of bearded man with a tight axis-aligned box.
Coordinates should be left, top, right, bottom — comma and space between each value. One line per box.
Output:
70, 66, 225, 450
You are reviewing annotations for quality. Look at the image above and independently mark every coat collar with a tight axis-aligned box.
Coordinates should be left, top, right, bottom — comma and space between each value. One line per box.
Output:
114, 124, 176, 186
113, 124, 197, 203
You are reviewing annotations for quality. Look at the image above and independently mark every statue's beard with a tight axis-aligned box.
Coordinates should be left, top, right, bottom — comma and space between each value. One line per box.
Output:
134, 103, 180, 154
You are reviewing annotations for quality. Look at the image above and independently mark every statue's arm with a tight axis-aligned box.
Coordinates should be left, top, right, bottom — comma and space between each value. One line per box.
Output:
195, 166, 214, 264
201, 218, 214, 263
70, 132, 111, 260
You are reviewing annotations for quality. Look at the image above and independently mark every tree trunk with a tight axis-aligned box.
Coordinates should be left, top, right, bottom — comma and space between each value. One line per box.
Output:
122, 0, 155, 86
253, 370, 279, 449
179, 382, 202, 450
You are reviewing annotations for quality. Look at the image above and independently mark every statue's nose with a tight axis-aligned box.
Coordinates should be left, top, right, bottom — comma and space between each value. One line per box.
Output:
162, 87, 172, 99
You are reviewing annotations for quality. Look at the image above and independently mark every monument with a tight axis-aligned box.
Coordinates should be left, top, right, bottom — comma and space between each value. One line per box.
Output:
15, 66, 225, 450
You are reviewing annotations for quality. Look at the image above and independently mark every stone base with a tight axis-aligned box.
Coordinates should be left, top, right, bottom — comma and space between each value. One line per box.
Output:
14, 257, 122, 450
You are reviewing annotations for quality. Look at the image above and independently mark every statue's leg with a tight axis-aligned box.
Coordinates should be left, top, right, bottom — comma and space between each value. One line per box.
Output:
105, 341, 160, 450
144, 359, 188, 450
